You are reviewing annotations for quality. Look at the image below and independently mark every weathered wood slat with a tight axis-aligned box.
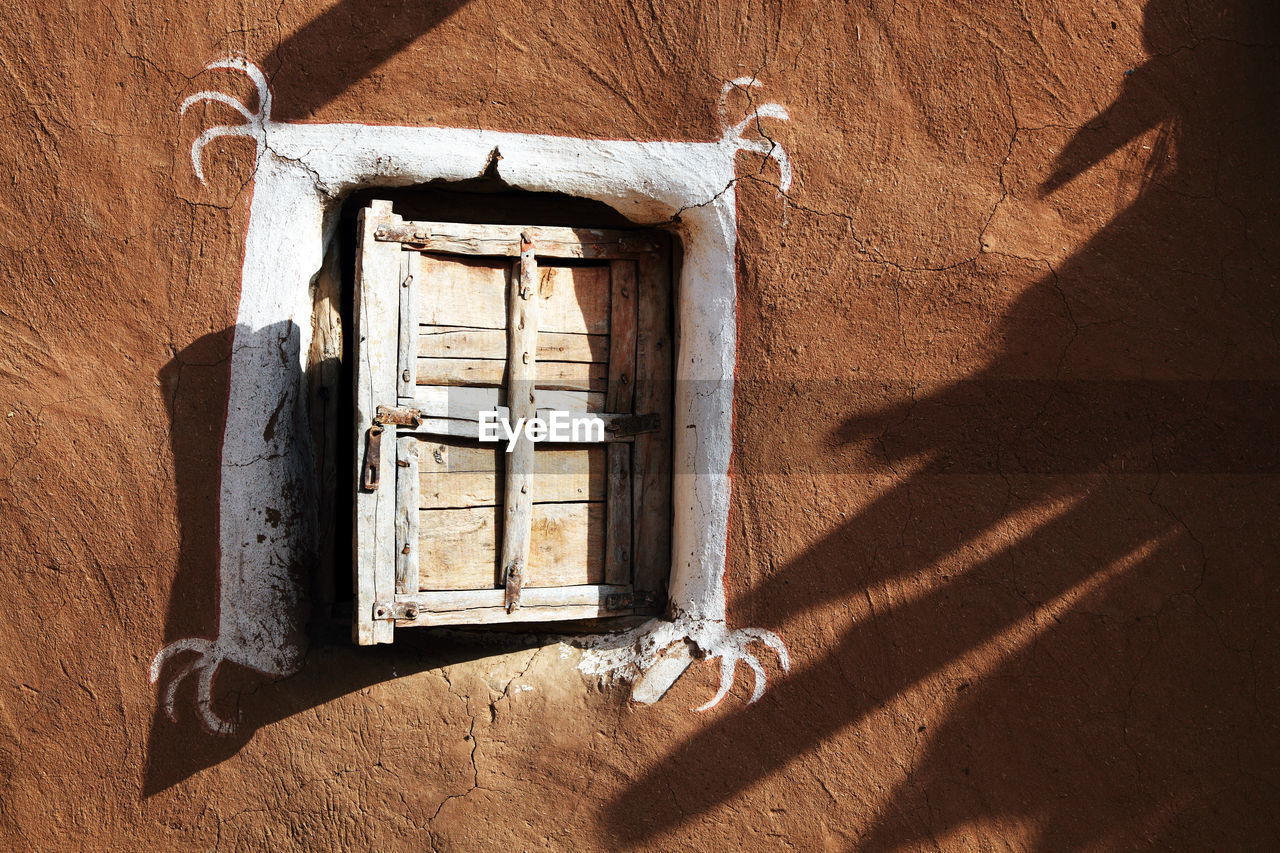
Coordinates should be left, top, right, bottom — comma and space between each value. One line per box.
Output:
377, 221, 663, 258
415, 357, 608, 391
411, 385, 606, 417
418, 326, 607, 363
631, 245, 673, 605
607, 260, 638, 412
398, 583, 628, 612
500, 238, 539, 611
417, 440, 603, 474
419, 469, 603, 508
386, 583, 631, 626
396, 411, 644, 443
604, 445, 632, 586
419, 256, 611, 335
307, 242, 343, 610
397, 251, 420, 397
395, 437, 419, 594
417, 442, 604, 508
353, 199, 401, 644
418, 502, 606, 590
605, 260, 638, 587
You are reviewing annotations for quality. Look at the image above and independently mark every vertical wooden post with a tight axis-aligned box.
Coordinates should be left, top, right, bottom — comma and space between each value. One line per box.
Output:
353, 199, 401, 644
605, 259, 637, 587
397, 251, 420, 401
500, 233, 539, 612
395, 436, 419, 594
632, 243, 673, 608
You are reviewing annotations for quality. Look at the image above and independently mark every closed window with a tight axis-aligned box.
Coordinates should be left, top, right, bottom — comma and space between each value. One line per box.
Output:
352, 200, 672, 643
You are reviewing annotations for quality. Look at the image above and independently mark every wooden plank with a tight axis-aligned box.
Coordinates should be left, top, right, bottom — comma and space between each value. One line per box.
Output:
400, 583, 628, 613
397, 251, 420, 398
389, 586, 630, 626
392, 603, 609, 626
604, 445, 632, 586
387, 584, 627, 626
605, 260, 638, 587
375, 220, 663, 258
418, 503, 606, 590
632, 244, 673, 607
418, 445, 606, 508
353, 199, 401, 645
395, 437, 419, 594
418, 327, 607, 363
410, 385, 606, 416
416, 357, 607, 391
500, 237, 538, 611
306, 241, 343, 610
418, 439, 602, 474
419, 256, 611, 335
607, 260, 638, 411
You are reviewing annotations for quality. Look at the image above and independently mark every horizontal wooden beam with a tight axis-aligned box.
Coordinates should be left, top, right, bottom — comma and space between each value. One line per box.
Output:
419, 326, 607, 363
375, 221, 664, 258
376, 584, 634, 626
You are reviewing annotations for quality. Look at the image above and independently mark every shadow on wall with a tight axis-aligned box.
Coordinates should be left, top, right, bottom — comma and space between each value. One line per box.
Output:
143, 0, 484, 795
144, 185, 632, 794
267, 0, 470, 122
142, 323, 493, 795
607, 0, 1280, 847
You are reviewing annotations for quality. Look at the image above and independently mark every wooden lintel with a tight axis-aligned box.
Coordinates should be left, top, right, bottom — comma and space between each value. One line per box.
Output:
374, 221, 662, 258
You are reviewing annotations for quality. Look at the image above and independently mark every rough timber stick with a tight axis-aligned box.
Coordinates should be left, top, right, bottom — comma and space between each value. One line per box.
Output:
500, 234, 538, 612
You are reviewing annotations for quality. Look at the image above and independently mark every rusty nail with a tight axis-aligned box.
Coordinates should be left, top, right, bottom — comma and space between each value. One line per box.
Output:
405, 606, 419, 618
402, 369, 411, 382
402, 543, 411, 555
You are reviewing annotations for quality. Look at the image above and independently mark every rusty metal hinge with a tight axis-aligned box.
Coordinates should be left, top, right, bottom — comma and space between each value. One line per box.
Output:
373, 602, 421, 621
604, 590, 660, 611
374, 404, 424, 427
361, 406, 426, 492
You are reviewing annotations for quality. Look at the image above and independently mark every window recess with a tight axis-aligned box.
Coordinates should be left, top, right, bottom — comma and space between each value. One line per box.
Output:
353, 200, 672, 644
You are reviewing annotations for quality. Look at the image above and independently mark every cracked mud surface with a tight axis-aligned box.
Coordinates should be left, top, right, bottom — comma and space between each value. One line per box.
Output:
1, 0, 1277, 849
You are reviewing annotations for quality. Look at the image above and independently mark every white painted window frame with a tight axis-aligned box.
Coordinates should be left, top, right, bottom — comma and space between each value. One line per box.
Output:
150, 57, 793, 734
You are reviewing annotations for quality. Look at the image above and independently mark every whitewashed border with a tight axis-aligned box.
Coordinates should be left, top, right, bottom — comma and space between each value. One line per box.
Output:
151, 56, 792, 732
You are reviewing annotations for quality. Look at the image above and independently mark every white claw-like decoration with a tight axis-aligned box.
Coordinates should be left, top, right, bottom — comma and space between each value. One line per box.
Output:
718, 77, 793, 192
179, 55, 271, 184
149, 639, 237, 736
579, 617, 791, 712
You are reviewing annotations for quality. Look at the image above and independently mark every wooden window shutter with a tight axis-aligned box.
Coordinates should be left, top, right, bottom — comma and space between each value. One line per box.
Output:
353, 201, 672, 643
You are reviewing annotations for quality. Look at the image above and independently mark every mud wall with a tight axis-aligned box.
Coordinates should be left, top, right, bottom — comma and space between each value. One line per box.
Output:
1, 0, 1277, 849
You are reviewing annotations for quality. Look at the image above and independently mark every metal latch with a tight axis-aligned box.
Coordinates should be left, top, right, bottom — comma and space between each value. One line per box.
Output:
360, 406, 427, 492
360, 425, 384, 491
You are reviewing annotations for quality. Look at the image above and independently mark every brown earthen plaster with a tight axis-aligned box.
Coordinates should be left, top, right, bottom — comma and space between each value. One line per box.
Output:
0, 0, 1276, 849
